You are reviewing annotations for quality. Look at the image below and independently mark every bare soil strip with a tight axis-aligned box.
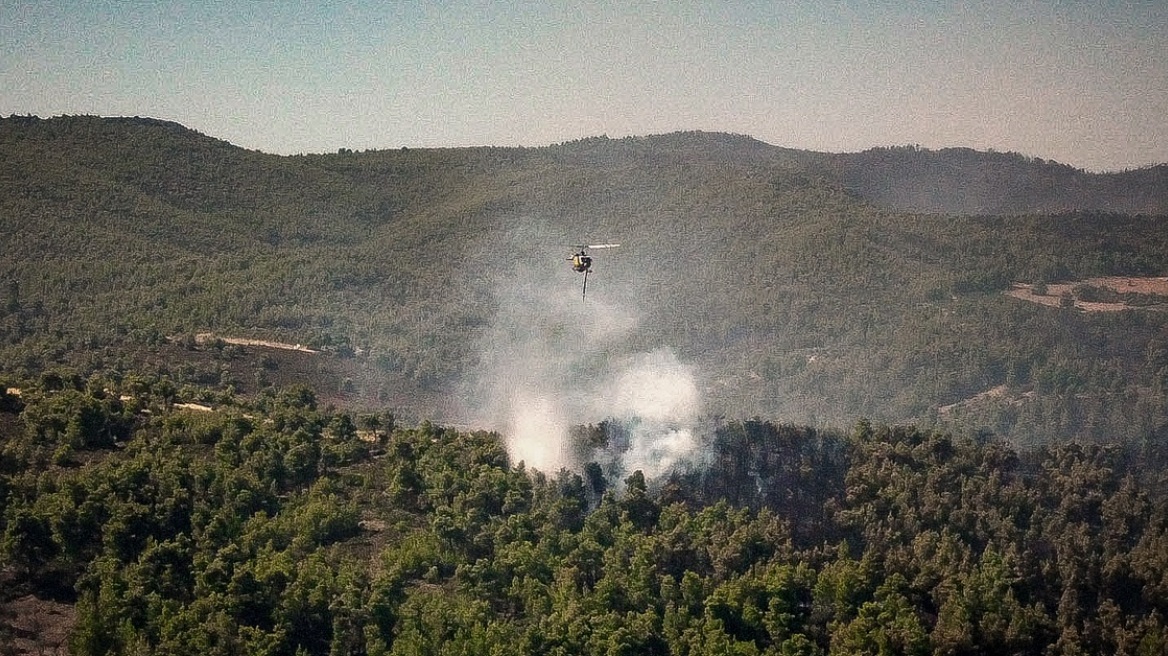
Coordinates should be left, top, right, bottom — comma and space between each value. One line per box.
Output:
194, 333, 319, 353
1005, 276, 1168, 312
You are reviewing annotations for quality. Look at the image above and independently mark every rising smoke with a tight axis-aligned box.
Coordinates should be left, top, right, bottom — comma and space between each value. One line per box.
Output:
465, 221, 705, 485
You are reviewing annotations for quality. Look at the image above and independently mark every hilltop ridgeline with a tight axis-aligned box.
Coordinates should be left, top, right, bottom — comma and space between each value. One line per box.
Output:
5, 114, 1166, 215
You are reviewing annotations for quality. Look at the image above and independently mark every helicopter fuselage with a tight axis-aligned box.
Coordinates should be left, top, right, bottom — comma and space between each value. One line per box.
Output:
570, 252, 592, 273
567, 244, 617, 300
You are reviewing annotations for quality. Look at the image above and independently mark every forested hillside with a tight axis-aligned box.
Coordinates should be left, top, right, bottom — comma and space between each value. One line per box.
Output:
3, 115, 1168, 445
827, 145, 1168, 215
2, 379, 1168, 654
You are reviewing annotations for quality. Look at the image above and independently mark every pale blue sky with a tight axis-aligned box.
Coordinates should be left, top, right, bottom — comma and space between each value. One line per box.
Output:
2, 1, 1165, 171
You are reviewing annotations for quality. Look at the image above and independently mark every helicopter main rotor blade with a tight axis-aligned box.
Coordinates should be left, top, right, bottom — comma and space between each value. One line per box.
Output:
586, 243, 620, 249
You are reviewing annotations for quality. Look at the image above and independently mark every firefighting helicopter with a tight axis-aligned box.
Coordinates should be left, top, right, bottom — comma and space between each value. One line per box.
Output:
568, 243, 620, 300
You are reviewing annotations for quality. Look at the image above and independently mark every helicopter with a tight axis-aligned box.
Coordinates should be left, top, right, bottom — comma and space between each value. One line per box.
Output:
568, 243, 620, 300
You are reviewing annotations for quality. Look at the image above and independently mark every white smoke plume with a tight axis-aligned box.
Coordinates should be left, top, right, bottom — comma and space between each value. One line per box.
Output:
465, 221, 704, 483
606, 349, 701, 480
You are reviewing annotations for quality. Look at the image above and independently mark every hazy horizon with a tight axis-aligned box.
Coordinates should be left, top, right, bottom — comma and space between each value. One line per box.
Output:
3, 1, 1165, 172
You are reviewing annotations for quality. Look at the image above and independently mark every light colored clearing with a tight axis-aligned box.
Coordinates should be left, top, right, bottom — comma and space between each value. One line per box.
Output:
174, 402, 214, 412
1005, 276, 1168, 312
939, 384, 1007, 415
939, 384, 1035, 415
5, 387, 20, 396
195, 332, 319, 353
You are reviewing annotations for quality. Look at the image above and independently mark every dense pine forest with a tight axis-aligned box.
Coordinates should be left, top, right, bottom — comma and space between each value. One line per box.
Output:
3, 115, 1168, 653
2, 379, 1168, 654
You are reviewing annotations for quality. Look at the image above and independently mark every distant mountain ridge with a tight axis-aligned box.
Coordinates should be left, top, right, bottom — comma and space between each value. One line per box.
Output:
486, 128, 1168, 215
826, 144, 1168, 215
6, 115, 1163, 215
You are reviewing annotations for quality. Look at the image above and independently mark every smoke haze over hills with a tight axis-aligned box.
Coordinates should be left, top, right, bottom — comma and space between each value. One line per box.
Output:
464, 221, 704, 480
